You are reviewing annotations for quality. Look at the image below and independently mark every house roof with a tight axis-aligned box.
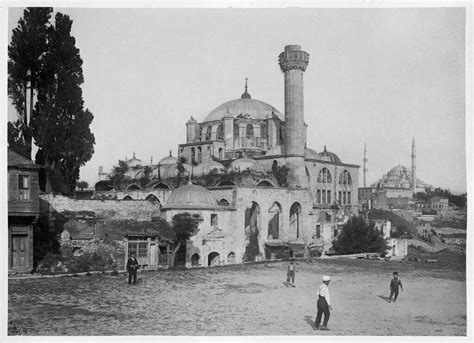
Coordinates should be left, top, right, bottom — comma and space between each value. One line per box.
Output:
63, 218, 175, 243
8, 149, 41, 169
368, 209, 416, 232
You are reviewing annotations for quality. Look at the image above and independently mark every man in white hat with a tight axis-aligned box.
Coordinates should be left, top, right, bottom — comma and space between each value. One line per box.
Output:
314, 275, 332, 331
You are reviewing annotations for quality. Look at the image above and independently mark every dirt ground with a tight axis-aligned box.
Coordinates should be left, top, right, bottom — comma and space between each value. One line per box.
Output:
8, 258, 466, 336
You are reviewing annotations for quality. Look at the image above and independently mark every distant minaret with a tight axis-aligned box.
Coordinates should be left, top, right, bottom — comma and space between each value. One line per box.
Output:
411, 138, 416, 195
363, 142, 368, 187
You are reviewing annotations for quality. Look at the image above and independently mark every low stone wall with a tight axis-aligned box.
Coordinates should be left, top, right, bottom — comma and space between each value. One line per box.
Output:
40, 194, 160, 221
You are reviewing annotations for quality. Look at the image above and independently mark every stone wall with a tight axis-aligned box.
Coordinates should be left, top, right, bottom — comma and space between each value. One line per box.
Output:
40, 194, 161, 221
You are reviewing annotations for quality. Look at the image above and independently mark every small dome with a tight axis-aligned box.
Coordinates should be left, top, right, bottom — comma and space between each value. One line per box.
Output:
157, 163, 191, 179
192, 160, 224, 177
304, 148, 320, 160
162, 182, 219, 210
319, 146, 342, 164
186, 116, 198, 124
231, 157, 263, 172
158, 151, 178, 166
127, 153, 143, 167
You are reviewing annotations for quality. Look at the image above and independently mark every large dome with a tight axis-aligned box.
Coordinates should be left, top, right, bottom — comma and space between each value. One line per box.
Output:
203, 98, 283, 123
162, 182, 219, 210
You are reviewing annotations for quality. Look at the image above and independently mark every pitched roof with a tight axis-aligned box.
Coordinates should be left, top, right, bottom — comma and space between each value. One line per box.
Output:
368, 209, 416, 232
8, 149, 41, 169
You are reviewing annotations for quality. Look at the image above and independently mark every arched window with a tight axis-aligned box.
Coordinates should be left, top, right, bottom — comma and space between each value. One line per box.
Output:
260, 123, 267, 139
216, 124, 224, 140
218, 148, 223, 160
290, 202, 302, 238
234, 122, 239, 138
268, 202, 282, 239
127, 184, 140, 190
205, 126, 212, 140
339, 170, 352, 185
191, 147, 196, 164
246, 124, 254, 138
197, 147, 202, 163
227, 252, 236, 264
218, 198, 230, 206
272, 160, 278, 172
317, 168, 332, 183
122, 195, 133, 201
145, 194, 161, 206
191, 253, 200, 266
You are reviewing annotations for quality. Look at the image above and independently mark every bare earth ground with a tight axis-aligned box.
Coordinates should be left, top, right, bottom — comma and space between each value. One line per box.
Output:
8, 258, 466, 336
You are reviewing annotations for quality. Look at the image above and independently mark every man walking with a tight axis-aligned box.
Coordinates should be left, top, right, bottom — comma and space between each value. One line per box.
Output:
126, 252, 139, 285
314, 275, 332, 331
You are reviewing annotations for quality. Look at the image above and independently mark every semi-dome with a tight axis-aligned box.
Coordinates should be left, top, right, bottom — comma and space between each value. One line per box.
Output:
318, 146, 342, 164
204, 98, 283, 123
231, 157, 264, 172
192, 160, 224, 177
162, 182, 219, 210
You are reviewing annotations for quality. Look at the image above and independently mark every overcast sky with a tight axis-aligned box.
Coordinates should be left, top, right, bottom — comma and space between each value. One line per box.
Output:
7, 7, 467, 193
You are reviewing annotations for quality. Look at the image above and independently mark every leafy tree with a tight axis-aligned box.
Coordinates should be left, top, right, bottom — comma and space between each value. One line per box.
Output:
8, 7, 53, 158
109, 160, 129, 189
76, 180, 89, 191
139, 166, 153, 188
169, 212, 202, 266
332, 216, 389, 255
176, 156, 188, 186
31, 12, 95, 195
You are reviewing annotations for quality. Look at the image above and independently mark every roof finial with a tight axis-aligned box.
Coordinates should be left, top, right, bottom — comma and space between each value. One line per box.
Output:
133, 152, 136, 159
241, 77, 251, 99
169, 150, 172, 157
323, 145, 327, 152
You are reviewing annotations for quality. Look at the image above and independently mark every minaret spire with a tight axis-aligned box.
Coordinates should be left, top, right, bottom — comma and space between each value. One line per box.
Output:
411, 138, 416, 195
363, 142, 368, 187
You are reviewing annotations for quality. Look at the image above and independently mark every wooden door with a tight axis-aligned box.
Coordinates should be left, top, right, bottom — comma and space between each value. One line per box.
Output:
12, 235, 27, 268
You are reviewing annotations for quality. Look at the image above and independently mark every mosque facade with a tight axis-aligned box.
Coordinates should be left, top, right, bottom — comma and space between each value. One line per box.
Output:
96, 45, 360, 267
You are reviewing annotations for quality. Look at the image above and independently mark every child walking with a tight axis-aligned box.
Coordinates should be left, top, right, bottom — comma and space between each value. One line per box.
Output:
287, 258, 296, 287
389, 271, 403, 302
314, 275, 332, 331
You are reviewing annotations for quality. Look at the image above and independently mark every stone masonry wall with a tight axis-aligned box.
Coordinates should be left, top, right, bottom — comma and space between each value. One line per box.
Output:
40, 194, 160, 221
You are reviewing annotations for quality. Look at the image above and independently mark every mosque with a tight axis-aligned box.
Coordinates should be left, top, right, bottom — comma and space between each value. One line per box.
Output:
96, 45, 360, 267
358, 139, 431, 210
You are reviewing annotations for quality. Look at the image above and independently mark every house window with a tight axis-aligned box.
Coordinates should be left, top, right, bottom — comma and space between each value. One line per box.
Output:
18, 175, 30, 201
211, 214, 218, 226
327, 190, 331, 204
316, 190, 321, 204
316, 224, 321, 238
128, 241, 148, 260
348, 192, 351, 204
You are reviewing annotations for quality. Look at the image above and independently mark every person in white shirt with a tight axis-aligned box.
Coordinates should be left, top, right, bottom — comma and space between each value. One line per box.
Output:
314, 275, 332, 331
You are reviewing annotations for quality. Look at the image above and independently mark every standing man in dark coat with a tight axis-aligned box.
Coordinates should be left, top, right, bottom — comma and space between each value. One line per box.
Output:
127, 253, 139, 285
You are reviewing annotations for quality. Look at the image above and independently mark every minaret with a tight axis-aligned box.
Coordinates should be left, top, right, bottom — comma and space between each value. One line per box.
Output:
411, 138, 416, 195
363, 142, 368, 187
278, 44, 310, 187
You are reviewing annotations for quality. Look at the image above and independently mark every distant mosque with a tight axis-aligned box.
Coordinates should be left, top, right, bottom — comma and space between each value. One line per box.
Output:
96, 45, 360, 267
359, 139, 431, 210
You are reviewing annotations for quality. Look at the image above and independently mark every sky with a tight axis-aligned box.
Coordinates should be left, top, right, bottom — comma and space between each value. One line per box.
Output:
6, 6, 468, 193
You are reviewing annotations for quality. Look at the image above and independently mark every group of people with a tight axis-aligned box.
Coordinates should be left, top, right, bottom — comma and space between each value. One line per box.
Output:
287, 258, 404, 331
126, 253, 404, 331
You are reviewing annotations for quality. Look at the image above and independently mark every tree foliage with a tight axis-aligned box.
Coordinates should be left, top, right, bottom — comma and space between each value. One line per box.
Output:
109, 160, 130, 189
169, 212, 202, 266
8, 7, 52, 158
76, 180, 89, 191
332, 216, 389, 255
416, 187, 467, 209
9, 9, 95, 195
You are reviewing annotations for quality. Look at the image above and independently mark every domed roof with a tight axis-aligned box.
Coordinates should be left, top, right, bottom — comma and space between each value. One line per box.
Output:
162, 182, 219, 210
154, 163, 191, 179
304, 148, 321, 160
389, 164, 409, 174
231, 157, 264, 172
192, 160, 224, 177
318, 146, 342, 164
127, 153, 143, 167
204, 80, 283, 123
158, 151, 178, 166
